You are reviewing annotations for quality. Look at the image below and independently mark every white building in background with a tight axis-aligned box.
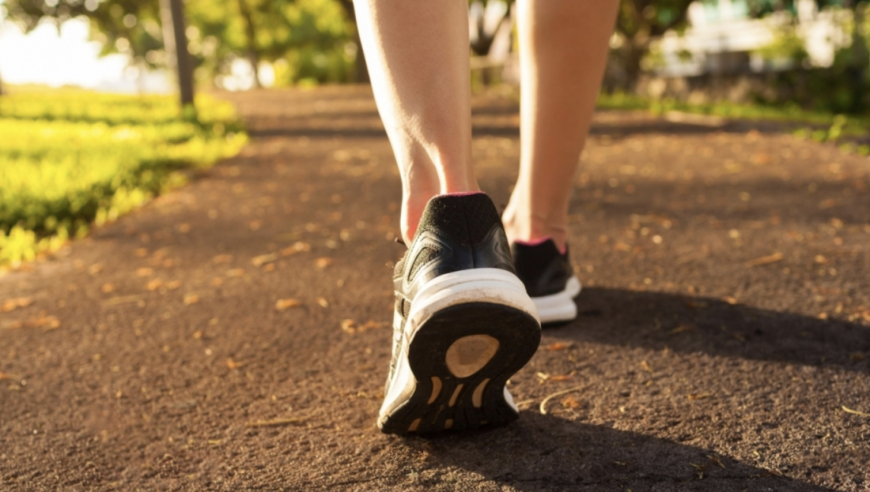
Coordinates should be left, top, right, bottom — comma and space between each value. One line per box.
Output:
654, 0, 853, 77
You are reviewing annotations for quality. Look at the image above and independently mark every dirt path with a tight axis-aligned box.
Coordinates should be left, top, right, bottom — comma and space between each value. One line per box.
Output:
2, 86, 869, 491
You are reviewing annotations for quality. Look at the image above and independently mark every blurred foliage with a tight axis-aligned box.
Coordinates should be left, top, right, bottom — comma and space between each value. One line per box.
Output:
754, 4, 870, 114
2, 0, 356, 87
599, 92, 870, 151
0, 91, 246, 266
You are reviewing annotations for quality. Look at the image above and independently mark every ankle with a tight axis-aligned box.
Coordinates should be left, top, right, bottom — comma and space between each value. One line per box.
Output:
502, 207, 568, 252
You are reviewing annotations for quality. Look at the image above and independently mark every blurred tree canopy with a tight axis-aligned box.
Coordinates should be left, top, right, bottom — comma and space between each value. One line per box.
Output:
3, 0, 357, 87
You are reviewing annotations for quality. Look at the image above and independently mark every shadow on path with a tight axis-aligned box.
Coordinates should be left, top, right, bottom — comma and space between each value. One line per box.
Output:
401, 413, 835, 491
558, 288, 869, 375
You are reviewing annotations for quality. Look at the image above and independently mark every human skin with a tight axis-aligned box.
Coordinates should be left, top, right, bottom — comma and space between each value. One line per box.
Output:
354, 0, 620, 248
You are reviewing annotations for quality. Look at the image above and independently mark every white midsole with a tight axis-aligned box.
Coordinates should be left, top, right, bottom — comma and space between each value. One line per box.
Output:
380, 269, 538, 423
532, 276, 582, 324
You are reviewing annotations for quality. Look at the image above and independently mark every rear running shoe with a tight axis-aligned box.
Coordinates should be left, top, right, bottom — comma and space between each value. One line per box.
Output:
379, 193, 541, 434
511, 238, 582, 325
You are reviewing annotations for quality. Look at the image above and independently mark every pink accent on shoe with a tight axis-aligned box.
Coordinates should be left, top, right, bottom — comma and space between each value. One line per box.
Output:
441, 191, 485, 197
514, 236, 567, 254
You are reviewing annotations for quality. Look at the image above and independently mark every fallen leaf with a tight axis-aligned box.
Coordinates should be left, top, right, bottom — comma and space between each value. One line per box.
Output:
640, 360, 653, 373
722, 296, 738, 305
251, 253, 278, 267
146, 280, 163, 291
9, 313, 61, 330
245, 417, 306, 428
341, 319, 357, 333
561, 396, 582, 409
183, 294, 199, 305
670, 324, 694, 335
545, 342, 572, 351
280, 242, 311, 256
212, 254, 233, 264
226, 358, 244, 369
275, 299, 301, 311
707, 454, 726, 469
314, 257, 333, 269
687, 393, 713, 400
2, 297, 33, 313
317, 297, 329, 308
746, 252, 783, 267
549, 374, 574, 382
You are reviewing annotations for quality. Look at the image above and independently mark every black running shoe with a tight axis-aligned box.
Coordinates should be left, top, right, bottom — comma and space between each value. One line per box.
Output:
379, 193, 541, 434
511, 238, 582, 325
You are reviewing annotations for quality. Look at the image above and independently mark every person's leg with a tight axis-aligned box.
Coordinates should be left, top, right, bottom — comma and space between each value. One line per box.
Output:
354, 1, 477, 245
503, 0, 620, 251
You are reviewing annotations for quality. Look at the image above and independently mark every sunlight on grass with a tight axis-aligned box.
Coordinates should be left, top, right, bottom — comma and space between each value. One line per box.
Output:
0, 90, 247, 267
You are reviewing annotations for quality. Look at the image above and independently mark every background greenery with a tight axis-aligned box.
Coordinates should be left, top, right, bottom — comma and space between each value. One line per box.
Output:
0, 91, 246, 266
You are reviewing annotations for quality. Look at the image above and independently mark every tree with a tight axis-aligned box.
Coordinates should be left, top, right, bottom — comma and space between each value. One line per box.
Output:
613, 0, 694, 90
336, 0, 369, 83
159, 0, 195, 107
3, 0, 193, 107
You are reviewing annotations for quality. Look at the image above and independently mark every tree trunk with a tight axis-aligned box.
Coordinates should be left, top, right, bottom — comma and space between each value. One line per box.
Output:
237, 0, 262, 88
338, 0, 370, 84
159, 0, 195, 108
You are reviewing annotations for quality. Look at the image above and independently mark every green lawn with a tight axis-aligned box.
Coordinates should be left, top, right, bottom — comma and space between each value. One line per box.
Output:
0, 90, 247, 267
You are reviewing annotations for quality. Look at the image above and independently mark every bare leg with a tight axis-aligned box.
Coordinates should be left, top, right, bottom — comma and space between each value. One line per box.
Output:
503, 0, 619, 250
354, 1, 477, 244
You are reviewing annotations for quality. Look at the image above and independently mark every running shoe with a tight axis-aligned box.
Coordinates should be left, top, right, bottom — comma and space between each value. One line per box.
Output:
378, 193, 541, 434
511, 238, 582, 325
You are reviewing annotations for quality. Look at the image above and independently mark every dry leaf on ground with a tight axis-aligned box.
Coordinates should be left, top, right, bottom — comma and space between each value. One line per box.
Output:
280, 242, 311, 256
183, 294, 200, 305
687, 393, 713, 400
561, 396, 582, 409
226, 358, 244, 369
746, 252, 783, 267
545, 342, 572, 351
2, 297, 33, 313
275, 299, 301, 311
146, 280, 163, 291
251, 253, 278, 267
314, 257, 333, 269
8, 312, 61, 330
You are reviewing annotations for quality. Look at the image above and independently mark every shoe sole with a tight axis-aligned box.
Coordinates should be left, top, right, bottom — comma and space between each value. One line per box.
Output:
379, 269, 541, 435
532, 276, 582, 325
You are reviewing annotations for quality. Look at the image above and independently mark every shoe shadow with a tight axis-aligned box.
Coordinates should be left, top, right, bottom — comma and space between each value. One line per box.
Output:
556, 288, 869, 375
401, 412, 835, 491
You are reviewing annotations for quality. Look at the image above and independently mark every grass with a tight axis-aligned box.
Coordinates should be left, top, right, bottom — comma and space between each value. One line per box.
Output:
0, 89, 247, 267
597, 92, 870, 154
